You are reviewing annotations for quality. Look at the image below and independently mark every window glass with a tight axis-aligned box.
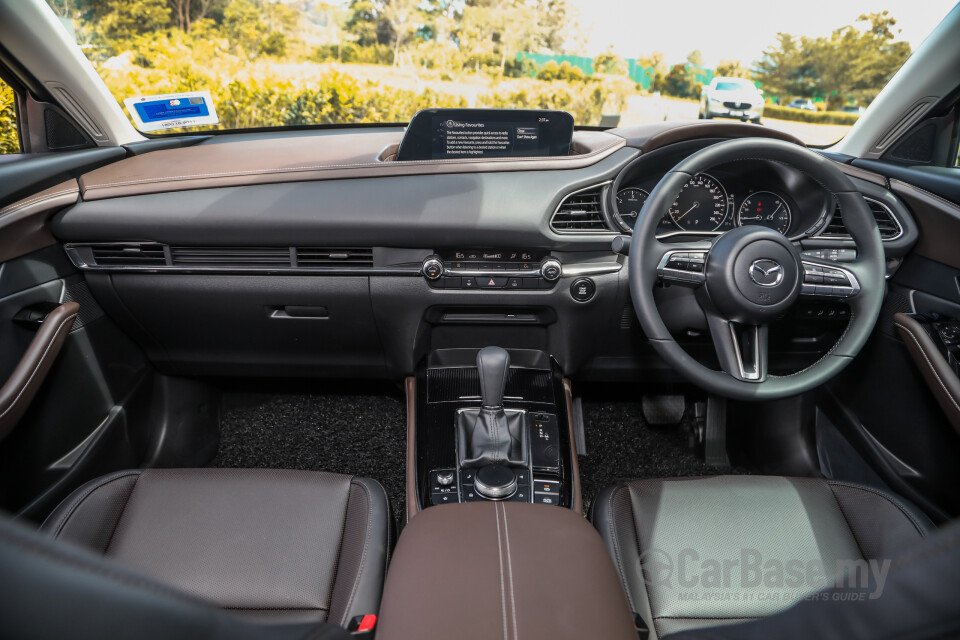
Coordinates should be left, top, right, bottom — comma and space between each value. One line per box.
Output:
0, 78, 19, 154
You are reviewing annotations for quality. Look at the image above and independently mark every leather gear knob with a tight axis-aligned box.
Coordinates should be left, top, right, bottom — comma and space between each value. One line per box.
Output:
477, 346, 509, 409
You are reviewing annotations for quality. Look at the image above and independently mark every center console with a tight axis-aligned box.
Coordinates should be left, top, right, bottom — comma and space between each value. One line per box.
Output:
409, 347, 581, 517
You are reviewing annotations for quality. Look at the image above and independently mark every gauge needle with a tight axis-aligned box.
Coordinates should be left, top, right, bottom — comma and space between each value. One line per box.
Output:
675, 201, 699, 221
765, 202, 782, 220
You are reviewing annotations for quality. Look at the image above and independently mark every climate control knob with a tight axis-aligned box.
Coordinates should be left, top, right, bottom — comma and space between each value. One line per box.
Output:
422, 256, 444, 280
540, 258, 562, 282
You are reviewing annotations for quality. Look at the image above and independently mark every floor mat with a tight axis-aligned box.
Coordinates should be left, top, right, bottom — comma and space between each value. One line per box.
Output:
210, 388, 407, 527
578, 400, 741, 514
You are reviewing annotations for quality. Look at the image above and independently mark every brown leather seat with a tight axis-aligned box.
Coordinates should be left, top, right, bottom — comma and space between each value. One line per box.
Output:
592, 476, 932, 639
42, 468, 390, 626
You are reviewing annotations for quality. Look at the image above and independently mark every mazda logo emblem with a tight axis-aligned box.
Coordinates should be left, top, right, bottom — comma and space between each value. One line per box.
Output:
750, 259, 783, 287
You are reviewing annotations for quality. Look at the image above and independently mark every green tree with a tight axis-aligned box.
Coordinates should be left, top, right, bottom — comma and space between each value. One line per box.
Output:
383, 0, 423, 67
222, 0, 267, 57
594, 49, 626, 75
663, 63, 699, 99
0, 80, 18, 154
100, 0, 171, 44
715, 59, 750, 79
754, 13, 909, 109
686, 49, 703, 66
344, 0, 388, 47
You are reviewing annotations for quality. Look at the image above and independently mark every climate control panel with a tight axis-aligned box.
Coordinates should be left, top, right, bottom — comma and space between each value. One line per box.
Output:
422, 249, 559, 290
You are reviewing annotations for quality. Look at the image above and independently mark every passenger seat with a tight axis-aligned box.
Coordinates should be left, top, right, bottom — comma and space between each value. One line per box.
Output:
40, 468, 390, 626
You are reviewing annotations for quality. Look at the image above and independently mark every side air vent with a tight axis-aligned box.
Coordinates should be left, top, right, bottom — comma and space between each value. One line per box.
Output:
90, 243, 167, 266
296, 247, 374, 267
171, 247, 292, 267
550, 184, 611, 233
819, 197, 902, 240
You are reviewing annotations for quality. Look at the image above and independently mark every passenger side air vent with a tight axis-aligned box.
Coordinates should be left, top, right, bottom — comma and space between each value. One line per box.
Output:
170, 247, 292, 267
295, 247, 374, 268
819, 198, 902, 240
550, 184, 611, 233
90, 243, 167, 266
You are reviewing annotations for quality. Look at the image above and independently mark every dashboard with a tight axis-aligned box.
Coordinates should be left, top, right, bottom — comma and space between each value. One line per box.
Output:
611, 151, 833, 240
50, 122, 918, 382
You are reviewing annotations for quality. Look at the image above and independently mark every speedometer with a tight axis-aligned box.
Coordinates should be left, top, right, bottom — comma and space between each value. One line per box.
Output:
737, 191, 791, 234
667, 174, 729, 231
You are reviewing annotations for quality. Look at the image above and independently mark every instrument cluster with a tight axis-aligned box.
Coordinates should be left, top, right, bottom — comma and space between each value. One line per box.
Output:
612, 158, 832, 240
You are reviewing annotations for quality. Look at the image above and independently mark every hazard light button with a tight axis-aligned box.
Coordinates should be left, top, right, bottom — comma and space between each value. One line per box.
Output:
477, 276, 509, 288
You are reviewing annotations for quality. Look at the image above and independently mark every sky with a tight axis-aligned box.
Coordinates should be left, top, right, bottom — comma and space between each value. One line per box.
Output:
567, 0, 957, 67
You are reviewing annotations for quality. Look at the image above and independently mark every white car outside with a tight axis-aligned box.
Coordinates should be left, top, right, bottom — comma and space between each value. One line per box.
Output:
699, 77, 765, 123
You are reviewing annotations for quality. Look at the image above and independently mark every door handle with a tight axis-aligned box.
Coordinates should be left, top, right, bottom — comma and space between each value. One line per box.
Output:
0, 301, 79, 442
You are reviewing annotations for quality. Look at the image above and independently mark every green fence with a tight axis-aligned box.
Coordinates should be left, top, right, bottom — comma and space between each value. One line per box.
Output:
517, 53, 715, 90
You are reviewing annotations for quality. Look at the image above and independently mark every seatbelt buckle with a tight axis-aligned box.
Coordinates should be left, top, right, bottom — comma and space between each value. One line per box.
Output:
348, 614, 377, 637
633, 612, 650, 640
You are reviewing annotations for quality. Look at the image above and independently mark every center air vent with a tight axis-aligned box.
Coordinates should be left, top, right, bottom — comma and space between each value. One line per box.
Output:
170, 246, 292, 267
550, 184, 611, 233
67, 243, 379, 271
90, 243, 166, 266
296, 247, 374, 267
819, 197, 902, 240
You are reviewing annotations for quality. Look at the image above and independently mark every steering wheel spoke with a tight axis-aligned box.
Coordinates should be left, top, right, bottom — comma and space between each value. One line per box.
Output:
798, 259, 862, 300
705, 313, 769, 382
656, 241, 711, 287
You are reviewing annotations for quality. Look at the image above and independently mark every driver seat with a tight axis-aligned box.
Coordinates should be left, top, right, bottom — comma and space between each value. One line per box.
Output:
592, 475, 934, 639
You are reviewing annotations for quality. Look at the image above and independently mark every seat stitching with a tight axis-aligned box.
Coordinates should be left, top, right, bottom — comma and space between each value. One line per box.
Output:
339, 479, 374, 627
501, 503, 519, 640
495, 502, 508, 640
887, 529, 960, 571
826, 481, 928, 537
895, 321, 960, 414
47, 470, 141, 540
0, 312, 78, 420
605, 487, 637, 611
826, 484, 867, 560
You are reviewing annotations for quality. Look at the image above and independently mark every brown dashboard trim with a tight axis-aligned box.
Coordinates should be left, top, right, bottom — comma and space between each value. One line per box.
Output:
0, 179, 79, 263
78, 130, 626, 201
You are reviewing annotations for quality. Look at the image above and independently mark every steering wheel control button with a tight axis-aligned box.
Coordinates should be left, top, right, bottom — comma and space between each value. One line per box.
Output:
570, 278, 596, 302
422, 257, 444, 280
800, 262, 860, 299
658, 250, 708, 285
474, 464, 519, 500
540, 259, 562, 281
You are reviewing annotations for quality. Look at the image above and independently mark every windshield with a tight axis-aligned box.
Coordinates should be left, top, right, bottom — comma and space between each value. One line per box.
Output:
45, 0, 953, 146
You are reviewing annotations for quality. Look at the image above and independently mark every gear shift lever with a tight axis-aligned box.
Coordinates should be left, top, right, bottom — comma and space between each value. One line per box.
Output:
478, 346, 510, 410
457, 347, 529, 471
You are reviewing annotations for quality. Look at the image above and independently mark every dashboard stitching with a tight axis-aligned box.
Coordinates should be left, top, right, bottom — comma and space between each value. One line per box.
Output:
0, 189, 79, 216
82, 141, 625, 191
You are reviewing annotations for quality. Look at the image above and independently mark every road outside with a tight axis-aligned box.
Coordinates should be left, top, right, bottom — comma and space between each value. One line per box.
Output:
618, 94, 852, 147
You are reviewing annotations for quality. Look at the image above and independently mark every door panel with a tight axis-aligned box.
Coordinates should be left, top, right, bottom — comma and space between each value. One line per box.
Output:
829, 158, 960, 518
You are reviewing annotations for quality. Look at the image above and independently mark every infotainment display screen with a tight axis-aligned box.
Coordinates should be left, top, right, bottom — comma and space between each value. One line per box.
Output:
395, 109, 574, 161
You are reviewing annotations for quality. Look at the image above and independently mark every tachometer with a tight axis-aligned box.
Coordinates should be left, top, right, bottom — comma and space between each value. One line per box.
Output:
667, 174, 729, 232
614, 187, 649, 232
737, 191, 791, 234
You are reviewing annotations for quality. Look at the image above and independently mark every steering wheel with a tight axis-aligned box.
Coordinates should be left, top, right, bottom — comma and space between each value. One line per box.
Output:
629, 138, 886, 401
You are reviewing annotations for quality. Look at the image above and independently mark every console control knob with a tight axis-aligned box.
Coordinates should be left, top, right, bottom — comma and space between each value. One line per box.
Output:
540, 258, 562, 282
436, 471, 455, 486
474, 464, 518, 500
422, 257, 444, 280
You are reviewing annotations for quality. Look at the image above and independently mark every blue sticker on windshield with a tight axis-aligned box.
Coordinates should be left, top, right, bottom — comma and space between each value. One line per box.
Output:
124, 91, 219, 132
